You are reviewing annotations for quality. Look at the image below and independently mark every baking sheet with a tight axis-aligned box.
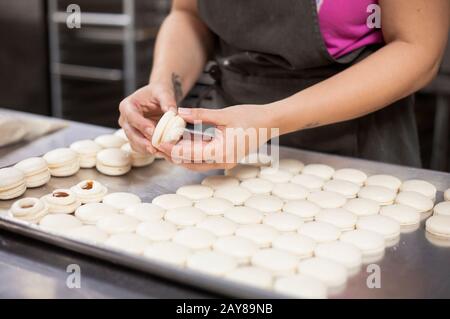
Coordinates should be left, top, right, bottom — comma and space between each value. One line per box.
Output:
1, 144, 450, 298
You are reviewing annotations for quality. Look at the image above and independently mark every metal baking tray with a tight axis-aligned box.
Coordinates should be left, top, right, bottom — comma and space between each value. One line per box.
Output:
1, 146, 450, 298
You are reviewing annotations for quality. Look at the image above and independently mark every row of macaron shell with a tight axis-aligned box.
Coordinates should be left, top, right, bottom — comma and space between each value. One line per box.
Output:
8, 187, 394, 299
7, 169, 447, 298
0, 129, 159, 201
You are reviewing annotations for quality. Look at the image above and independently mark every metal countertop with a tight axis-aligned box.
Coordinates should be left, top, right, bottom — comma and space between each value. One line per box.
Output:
1, 109, 449, 299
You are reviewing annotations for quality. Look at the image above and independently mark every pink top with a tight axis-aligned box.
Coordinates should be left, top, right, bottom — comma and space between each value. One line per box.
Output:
317, 0, 384, 58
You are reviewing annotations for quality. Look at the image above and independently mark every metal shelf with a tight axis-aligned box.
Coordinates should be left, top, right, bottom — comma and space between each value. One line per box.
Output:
52, 63, 123, 81
52, 11, 131, 27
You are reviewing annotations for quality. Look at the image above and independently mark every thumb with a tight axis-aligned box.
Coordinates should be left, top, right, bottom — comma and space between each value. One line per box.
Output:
178, 107, 226, 125
159, 90, 178, 114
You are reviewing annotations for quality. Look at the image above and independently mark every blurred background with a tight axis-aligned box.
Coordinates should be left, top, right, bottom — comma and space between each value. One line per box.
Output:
0, 0, 449, 172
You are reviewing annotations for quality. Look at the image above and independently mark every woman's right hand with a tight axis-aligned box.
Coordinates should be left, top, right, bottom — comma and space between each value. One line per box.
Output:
118, 82, 178, 154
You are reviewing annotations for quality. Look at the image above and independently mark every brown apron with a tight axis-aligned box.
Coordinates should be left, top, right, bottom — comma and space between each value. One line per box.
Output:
197, 0, 422, 167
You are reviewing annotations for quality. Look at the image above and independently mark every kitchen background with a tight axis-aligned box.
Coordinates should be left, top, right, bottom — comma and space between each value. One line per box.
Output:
0, 0, 449, 172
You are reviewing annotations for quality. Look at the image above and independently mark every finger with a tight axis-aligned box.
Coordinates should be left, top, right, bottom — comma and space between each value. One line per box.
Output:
122, 123, 155, 154
158, 139, 210, 164
177, 107, 226, 125
120, 99, 155, 139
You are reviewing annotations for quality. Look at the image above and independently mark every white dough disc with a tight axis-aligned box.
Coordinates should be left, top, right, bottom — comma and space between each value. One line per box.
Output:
272, 233, 316, 258
235, 224, 279, 248
251, 248, 298, 276
333, 168, 367, 186
380, 204, 421, 226
271, 183, 309, 201
94, 134, 127, 148
314, 241, 362, 272
225, 266, 273, 289
176, 184, 214, 201
75, 203, 119, 224
400, 179, 437, 201
136, 220, 177, 241
358, 186, 396, 205
187, 251, 237, 276
104, 233, 150, 255
173, 227, 216, 250
444, 189, 450, 201
297, 221, 341, 243
201, 175, 240, 190
214, 186, 251, 205
395, 191, 434, 214
240, 178, 274, 195
297, 257, 347, 289
365, 174, 402, 191
225, 165, 260, 180
196, 216, 238, 237
434, 201, 450, 216
307, 191, 347, 209
224, 206, 263, 225
97, 215, 140, 234
213, 236, 259, 264
194, 197, 233, 215
160, 114, 186, 144
262, 212, 304, 232
274, 275, 327, 299
315, 208, 357, 232
102, 192, 141, 211
291, 174, 325, 191
152, 193, 193, 210
343, 198, 380, 217
275, 158, 304, 174
144, 242, 191, 266
340, 229, 385, 257
39, 214, 82, 233
244, 194, 284, 213
356, 215, 401, 241
259, 167, 293, 184
302, 164, 335, 180
151, 110, 175, 147
426, 215, 450, 238
323, 180, 360, 199
282, 200, 321, 221
165, 206, 206, 227
123, 203, 165, 222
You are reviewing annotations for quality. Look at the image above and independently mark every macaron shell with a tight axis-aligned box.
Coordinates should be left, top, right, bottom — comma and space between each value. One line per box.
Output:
426, 215, 450, 238
152, 111, 175, 147
0, 183, 26, 200
160, 115, 186, 144
0, 167, 26, 189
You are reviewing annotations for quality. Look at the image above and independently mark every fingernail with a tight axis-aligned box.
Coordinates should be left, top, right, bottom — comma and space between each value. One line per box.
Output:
178, 108, 192, 115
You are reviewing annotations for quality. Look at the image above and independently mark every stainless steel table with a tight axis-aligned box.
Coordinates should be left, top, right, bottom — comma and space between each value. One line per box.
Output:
1, 110, 450, 298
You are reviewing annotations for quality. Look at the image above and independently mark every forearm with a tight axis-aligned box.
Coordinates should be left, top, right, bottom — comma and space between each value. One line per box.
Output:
268, 40, 444, 136
267, 0, 449, 136
150, 10, 214, 101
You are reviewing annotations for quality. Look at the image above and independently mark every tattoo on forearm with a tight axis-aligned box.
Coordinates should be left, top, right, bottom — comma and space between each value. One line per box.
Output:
302, 122, 320, 129
172, 73, 183, 103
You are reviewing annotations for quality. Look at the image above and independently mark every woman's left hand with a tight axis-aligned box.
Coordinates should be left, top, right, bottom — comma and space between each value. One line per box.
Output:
156, 105, 276, 171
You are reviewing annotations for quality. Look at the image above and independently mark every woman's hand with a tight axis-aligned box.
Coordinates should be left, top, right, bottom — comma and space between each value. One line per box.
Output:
156, 105, 277, 171
118, 82, 178, 154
